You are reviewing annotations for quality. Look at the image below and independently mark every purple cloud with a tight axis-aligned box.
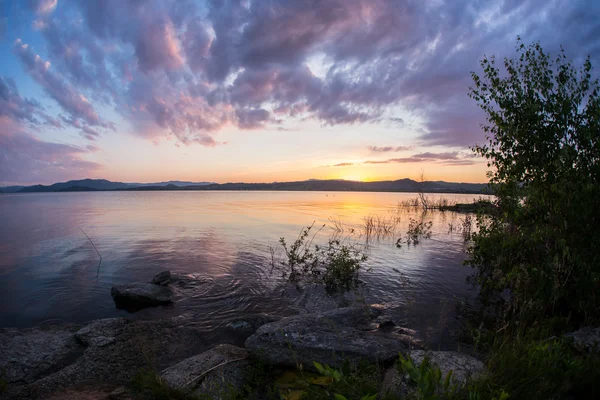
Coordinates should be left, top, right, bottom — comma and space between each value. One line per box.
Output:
0, 117, 101, 185
364, 151, 477, 165
13, 39, 112, 135
4, 0, 599, 152
368, 146, 413, 153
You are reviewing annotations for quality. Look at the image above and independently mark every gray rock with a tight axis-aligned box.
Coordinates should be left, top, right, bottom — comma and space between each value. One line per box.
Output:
225, 314, 279, 335
245, 306, 415, 370
151, 270, 171, 286
75, 318, 127, 348
2, 317, 206, 400
380, 365, 407, 398
566, 326, 600, 353
0, 325, 83, 385
161, 344, 249, 399
380, 351, 485, 398
410, 350, 485, 385
292, 284, 363, 314
111, 282, 173, 311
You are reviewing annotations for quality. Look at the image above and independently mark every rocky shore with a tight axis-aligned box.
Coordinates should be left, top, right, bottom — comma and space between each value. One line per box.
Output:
0, 271, 510, 399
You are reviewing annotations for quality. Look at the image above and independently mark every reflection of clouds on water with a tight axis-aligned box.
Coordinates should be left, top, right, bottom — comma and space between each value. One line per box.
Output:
0, 191, 483, 349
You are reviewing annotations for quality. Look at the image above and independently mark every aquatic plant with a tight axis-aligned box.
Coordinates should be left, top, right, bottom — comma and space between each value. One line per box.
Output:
396, 219, 433, 248
270, 223, 368, 294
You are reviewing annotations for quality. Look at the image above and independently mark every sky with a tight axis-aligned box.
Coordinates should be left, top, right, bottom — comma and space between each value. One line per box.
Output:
1, 0, 599, 186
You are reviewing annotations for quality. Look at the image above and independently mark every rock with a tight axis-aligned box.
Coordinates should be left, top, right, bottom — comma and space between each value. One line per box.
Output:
75, 318, 127, 348
2, 317, 206, 400
110, 283, 173, 311
161, 344, 249, 399
225, 314, 280, 336
380, 351, 485, 398
245, 306, 416, 370
151, 270, 171, 286
566, 326, 600, 353
0, 325, 83, 385
380, 366, 407, 398
292, 284, 363, 314
410, 351, 485, 385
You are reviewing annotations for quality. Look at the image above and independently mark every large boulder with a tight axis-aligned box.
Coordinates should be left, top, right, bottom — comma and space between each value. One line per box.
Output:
110, 283, 173, 311
161, 344, 249, 399
245, 306, 418, 370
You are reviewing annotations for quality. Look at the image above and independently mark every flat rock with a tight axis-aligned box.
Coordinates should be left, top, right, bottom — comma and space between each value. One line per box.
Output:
161, 344, 249, 399
75, 318, 127, 348
110, 282, 173, 311
566, 326, 600, 353
0, 325, 83, 385
2, 317, 206, 400
245, 306, 415, 370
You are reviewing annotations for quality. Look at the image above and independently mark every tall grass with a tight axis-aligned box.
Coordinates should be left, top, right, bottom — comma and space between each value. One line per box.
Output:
361, 214, 401, 243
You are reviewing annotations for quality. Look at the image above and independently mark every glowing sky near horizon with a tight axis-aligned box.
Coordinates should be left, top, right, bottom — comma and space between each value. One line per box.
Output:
1, 0, 599, 185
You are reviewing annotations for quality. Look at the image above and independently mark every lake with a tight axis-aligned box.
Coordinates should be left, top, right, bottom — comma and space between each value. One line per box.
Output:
0, 191, 484, 349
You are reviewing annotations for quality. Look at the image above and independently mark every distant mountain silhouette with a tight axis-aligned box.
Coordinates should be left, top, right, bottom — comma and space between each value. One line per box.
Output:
2, 178, 489, 194
9, 179, 214, 193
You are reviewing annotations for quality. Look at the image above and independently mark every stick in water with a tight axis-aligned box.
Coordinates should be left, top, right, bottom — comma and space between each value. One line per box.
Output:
78, 226, 102, 276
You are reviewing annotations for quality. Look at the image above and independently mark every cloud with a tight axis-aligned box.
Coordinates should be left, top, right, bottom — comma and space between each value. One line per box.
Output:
0, 76, 63, 128
364, 151, 477, 165
333, 162, 354, 167
368, 145, 412, 153
13, 39, 112, 134
4, 0, 600, 151
28, 0, 58, 15
0, 117, 101, 185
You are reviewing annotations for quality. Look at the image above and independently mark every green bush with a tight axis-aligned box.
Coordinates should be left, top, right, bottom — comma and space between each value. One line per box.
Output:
467, 38, 600, 327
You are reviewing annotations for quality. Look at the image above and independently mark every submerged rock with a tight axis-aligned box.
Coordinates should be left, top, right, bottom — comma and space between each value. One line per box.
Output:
291, 283, 363, 314
225, 314, 280, 336
161, 344, 249, 399
110, 282, 173, 311
245, 306, 418, 370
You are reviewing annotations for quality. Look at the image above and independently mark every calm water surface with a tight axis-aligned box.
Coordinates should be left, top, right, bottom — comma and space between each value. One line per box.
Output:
0, 191, 484, 348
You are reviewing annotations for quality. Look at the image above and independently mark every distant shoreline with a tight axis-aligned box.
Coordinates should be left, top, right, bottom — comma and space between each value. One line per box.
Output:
1, 178, 490, 195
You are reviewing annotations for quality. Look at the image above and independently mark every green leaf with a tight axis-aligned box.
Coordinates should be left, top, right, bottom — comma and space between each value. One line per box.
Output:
313, 361, 325, 374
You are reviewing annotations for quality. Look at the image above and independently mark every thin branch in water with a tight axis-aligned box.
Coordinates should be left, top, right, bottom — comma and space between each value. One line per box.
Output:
78, 226, 102, 277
